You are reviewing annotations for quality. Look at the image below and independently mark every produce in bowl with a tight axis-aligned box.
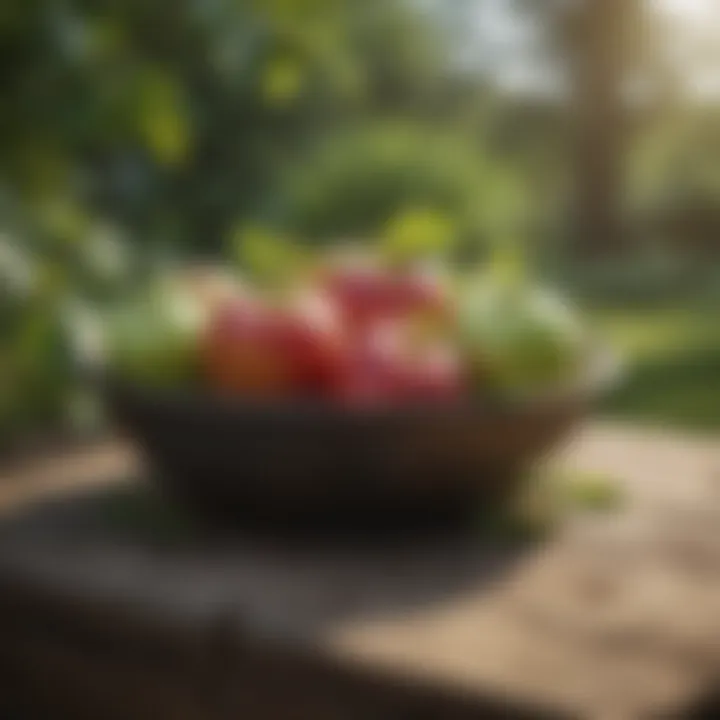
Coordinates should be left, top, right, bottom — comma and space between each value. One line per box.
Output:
99, 245, 614, 531
102, 249, 591, 404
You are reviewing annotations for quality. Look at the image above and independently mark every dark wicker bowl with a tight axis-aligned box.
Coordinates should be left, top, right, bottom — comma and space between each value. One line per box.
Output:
103, 355, 616, 533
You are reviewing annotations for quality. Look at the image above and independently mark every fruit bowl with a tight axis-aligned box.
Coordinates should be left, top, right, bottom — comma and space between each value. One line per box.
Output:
102, 352, 616, 534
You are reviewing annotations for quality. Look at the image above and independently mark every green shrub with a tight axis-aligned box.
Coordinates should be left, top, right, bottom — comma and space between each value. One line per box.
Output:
0, 209, 133, 450
273, 122, 515, 250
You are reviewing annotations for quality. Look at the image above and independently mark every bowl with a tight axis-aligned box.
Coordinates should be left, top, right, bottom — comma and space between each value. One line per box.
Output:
102, 353, 617, 534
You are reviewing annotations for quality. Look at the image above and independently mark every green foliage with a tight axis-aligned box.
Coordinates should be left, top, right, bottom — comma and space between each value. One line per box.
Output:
0, 198, 133, 449
0, 0, 480, 443
381, 207, 456, 265
276, 123, 498, 247
628, 108, 720, 259
134, 68, 192, 167
4, 0, 717, 445
473, 466, 624, 542
597, 304, 720, 430
0, 0, 459, 256
261, 55, 308, 107
230, 223, 308, 287
560, 472, 624, 512
0, 244, 75, 444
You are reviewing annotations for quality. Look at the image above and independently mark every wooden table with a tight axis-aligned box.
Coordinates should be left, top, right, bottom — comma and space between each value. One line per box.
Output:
1, 424, 719, 719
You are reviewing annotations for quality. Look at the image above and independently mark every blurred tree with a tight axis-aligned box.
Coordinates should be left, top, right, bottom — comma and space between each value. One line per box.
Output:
0, 0, 462, 255
631, 107, 720, 257
0, 0, 481, 443
565, 0, 635, 256
511, 0, 659, 257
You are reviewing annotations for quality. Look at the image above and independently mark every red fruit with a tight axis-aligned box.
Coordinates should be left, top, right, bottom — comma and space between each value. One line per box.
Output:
203, 293, 349, 399
337, 319, 464, 408
323, 263, 446, 331
203, 300, 292, 398
281, 291, 350, 397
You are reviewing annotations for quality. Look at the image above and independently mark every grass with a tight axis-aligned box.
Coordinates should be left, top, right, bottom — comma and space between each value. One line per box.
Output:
592, 303, 720, 430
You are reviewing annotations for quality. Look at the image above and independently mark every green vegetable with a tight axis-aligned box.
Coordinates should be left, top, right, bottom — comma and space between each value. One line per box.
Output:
104, 280, 204, 387
458, 256, 586, 395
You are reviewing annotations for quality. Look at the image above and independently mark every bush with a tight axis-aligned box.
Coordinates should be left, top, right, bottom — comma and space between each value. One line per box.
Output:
271, 122, 512, 250
0, 206, 133, 452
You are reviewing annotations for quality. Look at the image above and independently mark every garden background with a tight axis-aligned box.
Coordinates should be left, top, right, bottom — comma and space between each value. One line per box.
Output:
2, 0, 720, 453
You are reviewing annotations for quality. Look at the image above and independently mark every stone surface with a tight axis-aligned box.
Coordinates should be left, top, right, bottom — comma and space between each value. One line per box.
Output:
0, 423, 719, 718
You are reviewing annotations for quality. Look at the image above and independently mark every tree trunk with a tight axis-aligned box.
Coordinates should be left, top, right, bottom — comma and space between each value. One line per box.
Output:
568, 0, 636, 258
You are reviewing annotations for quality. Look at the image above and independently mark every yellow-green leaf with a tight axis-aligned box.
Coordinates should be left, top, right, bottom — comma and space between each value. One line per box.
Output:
262, 56, 306, 107
37, 197, 89, 246
256, 0, 334, 26
135, 69, 191, 166
382, 207, 455, 264
230, 223, 304, 284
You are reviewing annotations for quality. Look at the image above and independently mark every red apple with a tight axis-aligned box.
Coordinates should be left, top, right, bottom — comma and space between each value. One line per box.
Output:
280, 290, 350, 397
337, 318, 464, 408
321, 256, 447, 331
203, 299, 292, 398
203, 292, 349, 399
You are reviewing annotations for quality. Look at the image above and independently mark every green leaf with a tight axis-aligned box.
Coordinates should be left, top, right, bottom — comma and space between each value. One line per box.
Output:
230, 223, 305, 285
489, 240, 527, 287
382, 207, 455, 265
135, 69, 191, 167
482, 168, 529, 240
257, 0, 336, 27
37, 197, 90, 247
261, 55, 306, 107
0, 235, 36, 299
562, 472, 624, 512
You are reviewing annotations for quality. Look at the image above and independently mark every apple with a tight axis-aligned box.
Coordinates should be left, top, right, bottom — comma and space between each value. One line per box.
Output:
321, 254, 447, 331
337, 318, 464, 408
203, 291, 349, 399
282, 290, 350, 396
203, 299, 291, 398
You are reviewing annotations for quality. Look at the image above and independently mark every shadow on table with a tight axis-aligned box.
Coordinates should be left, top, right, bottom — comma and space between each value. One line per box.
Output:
0, 477, 539, 631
